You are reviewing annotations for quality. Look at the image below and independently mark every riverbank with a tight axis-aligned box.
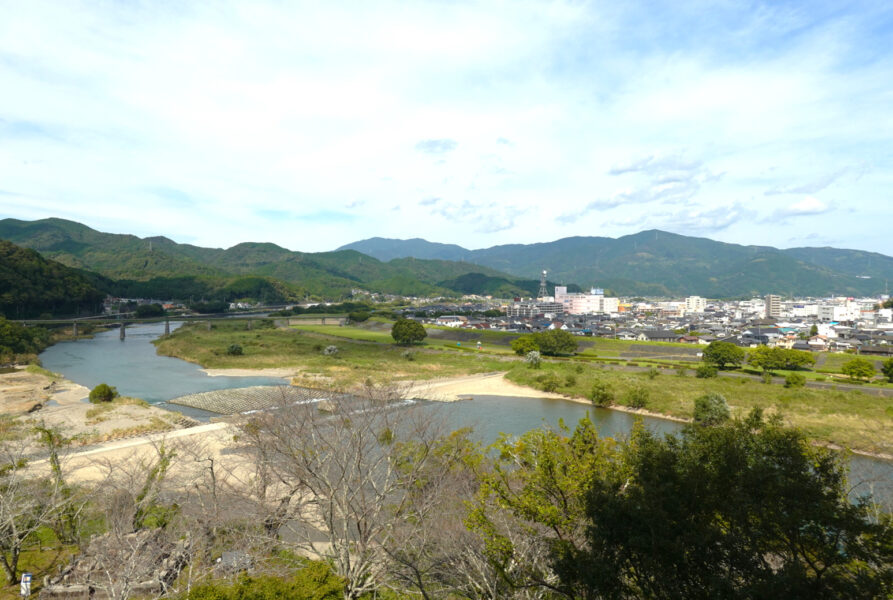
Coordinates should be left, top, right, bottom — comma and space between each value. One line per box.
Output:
0, 366, 192, 443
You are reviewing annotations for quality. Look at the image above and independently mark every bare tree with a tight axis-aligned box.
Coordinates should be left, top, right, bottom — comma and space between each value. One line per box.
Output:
236, 383, 461, 599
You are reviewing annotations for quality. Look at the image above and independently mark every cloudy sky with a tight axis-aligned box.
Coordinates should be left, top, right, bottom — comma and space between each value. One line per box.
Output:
1, 1, 891, 254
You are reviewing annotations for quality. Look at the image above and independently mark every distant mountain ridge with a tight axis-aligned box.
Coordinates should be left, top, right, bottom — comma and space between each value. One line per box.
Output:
0, 218, 553, 300
339, 232, 893, 297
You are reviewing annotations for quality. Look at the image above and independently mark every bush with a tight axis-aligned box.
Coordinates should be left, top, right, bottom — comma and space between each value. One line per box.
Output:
762, 372, 773, 384
695, 364, 718, 379
575, 364, 584, 374
647, 366, 660, 379
693, 392, 731, 426
226, 344, 243, 356
589, 380, 615, 407
511, 335, 539, 356
323, 345, 339, 356
564, 374, 577, 388
841, 357, 876, 381
536, 371, 561, 393
784, 372, 806, 388
348, 311, 371, 323
391, 318, 427, 345
401, 350, 416, 361
623, 386, 649, 409
676, 366, 688, 377
525, 350, 542, 369
89, 383, 118, 403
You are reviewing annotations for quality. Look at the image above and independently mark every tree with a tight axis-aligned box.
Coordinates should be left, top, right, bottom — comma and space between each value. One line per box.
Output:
552, 410, 893, 599
841, 357, 876, 381
748, 346, 814, 372
236, 385, 462, 599
391, 319, 427, 345
533, 329, 578, 356
89, 383, 119, 403
810, 324, 819, 336
588, 379, 615, 407
134, 303, 164, 318
693, 392, 730, 426
524, 350, 541, 369
510, 335, 539, 356
702, 341, 744, 369
882, 358, 893, 383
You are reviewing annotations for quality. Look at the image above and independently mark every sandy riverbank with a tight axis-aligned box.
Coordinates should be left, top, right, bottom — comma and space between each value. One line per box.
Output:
1, 367, 191, 443
202, 367, 296, 378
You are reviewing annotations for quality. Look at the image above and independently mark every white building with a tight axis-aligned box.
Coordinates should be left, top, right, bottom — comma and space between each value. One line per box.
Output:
554, 286, 619, 315
685, 296, 707, 313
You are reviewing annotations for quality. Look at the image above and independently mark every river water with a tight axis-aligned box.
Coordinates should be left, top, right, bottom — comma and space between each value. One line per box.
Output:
39, 322, 892, 510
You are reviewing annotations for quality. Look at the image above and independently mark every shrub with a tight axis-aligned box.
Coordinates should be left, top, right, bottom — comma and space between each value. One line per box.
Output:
323, 345, 339, 356
761, 372, 773, 384
784, 372, 806, 388
882, 358, 893, 383
589, 380, 615, 407
312, 343, 323, 352
575, 364, 584, 374
536, 371, 561, 393
647, 366, 660, 379
676, 366, 688, 377
693, 392, 731, 426
695, 364, 718, 379
89, 383, 118, 404
226, 343, 243, 356
525, 350, 542, 369
564, 374, 577, 388
401, 350, 416, 361
348, 311, 371, 323
512, 335, 539, 356
624, 386, 649, 409
841, 357, 876, 381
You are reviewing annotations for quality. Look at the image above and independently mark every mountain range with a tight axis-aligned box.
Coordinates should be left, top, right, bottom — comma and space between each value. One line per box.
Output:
0, 218, 559, 305
339, 232, 893, 297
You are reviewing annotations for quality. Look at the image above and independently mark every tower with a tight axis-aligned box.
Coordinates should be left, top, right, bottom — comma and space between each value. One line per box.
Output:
538, 270, 548, 299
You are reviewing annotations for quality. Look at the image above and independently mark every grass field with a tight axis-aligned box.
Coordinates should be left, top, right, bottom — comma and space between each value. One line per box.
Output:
153, 320, 893, 455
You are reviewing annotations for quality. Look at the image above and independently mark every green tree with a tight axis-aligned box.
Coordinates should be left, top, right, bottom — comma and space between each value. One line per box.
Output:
841, 357, 876, 381
134, 303, 165, 318
589, 379, 615, 407
390, 318, 427, 345
532, 329, 578, 356
510, 334, 539, 356
810, 324, 819, 336
693, 392, 730, 426
748, 346, 814, 372
702, 340, 745, 369
524, 350, 542, 369
88, 383, 118, 403
882, 358, 893, 383
552, 410, 893, 599
784, 372, 806, 388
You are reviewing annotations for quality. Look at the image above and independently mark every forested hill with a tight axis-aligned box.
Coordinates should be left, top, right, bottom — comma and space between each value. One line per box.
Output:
340, 231, 893, 297
0, 218, 555, 300
0, 240, 107, 318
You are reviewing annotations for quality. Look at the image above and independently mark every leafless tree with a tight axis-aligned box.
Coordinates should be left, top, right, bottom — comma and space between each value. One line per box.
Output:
235, 383, 464, 599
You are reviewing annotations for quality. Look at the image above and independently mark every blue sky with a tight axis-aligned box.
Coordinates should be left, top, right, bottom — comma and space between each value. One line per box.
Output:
1, 0, 891, 254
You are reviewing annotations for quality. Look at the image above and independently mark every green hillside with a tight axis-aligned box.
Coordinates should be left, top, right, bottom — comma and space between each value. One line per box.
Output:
0, 240, 107, 318
0, 218, 535, 300
340, 230, 889, 297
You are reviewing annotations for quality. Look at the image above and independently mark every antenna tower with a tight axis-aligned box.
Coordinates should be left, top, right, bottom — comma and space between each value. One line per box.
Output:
538, 270, 548, 299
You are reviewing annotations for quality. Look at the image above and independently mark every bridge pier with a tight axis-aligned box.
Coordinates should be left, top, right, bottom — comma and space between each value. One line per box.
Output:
164, 320, 170, 336
72, 322, 78, 339
120, 323, 126, 340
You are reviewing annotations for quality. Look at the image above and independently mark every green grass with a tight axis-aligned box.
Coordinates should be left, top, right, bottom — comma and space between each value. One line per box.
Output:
506, 362, 893, 456
25, 364, 60, 378
155, 321, 509, 388
154, 321, 893, 455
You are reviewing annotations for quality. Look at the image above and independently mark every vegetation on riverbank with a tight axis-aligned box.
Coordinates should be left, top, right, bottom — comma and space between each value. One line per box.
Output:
153, 320, 893, 455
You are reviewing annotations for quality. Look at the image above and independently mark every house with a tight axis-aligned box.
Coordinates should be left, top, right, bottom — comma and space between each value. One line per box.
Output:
434, 315, 467, 327
638, 330, 680, 343
741, 327, 783, 346
807, 335, 829, 351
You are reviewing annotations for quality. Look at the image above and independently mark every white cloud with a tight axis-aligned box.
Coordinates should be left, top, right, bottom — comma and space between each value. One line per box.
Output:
0, 1, 890, 254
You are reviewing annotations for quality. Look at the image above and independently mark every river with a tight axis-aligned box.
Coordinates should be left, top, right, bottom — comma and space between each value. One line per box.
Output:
39, 321, 892, 510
